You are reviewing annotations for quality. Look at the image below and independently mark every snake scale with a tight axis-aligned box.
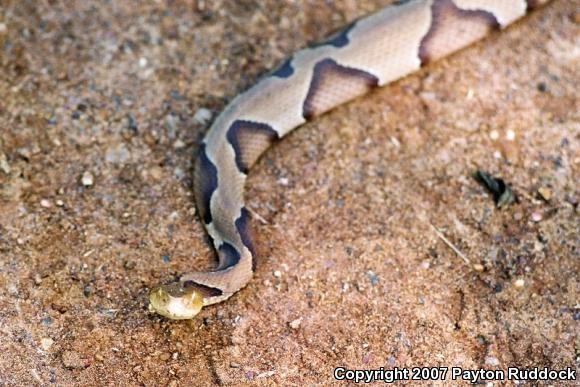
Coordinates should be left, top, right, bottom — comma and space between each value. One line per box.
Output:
149, 0, 551, 319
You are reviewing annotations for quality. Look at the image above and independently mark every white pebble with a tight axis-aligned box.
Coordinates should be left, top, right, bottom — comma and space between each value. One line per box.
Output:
489, 130, 499, 140
531, 212, 543, 222
485, 356, 500, 366
194, 108, 213, 125
389, 137, 401, 148
289, 318, 302, 329
506, 129, 515, 141
173, 139, 185, 149
40, 199, 51, 208
0, 23, 6, 35
81, 171, 94, 186
138, 57, 148, 67
514, 279, 525, 288
278, 177, 289, 186
0, 152, 10, 174
273, 270, 282, 278
41, 338, 54, 351
56, 200, 64, 207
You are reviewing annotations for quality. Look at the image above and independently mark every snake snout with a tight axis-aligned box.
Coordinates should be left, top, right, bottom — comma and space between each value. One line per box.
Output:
148, 283, 204, 319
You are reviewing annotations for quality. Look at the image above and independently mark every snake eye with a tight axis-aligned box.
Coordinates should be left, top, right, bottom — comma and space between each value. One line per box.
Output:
148, 283, 204, 320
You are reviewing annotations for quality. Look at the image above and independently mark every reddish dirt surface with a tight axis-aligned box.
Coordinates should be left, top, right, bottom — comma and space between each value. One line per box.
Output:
0, 0, 577, 385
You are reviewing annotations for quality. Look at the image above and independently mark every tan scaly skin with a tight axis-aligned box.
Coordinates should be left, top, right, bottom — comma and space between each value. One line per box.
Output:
148, 0, 551, 320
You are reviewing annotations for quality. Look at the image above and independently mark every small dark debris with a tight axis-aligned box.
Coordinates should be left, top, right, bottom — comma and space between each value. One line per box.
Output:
161, 254, 170, 263
473, 170, 517, 208
537, 82, 548, 92
493, 284, 503, 293
41, 316, 53, 326
126, 114, 138, 132
547, 155, 563, 168
170, 90, 184, 100
565, 195, 578, 208
83, 284, 92, 297
123, 260, 136, 270
366, 271, 379, 286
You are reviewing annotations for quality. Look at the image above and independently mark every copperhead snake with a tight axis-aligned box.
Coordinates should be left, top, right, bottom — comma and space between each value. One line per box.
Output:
149, 0, 551, 319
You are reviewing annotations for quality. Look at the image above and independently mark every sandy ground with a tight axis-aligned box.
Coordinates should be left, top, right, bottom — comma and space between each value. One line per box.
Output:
0, 0, 578, 385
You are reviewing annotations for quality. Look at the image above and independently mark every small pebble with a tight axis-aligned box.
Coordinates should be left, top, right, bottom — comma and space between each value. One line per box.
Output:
473, 263, 484, 272
105, 143, 130, 163
506, 129, 515, 141
531, 212, 543, 222
40, 199, 51, 208
173, 139, 186, 149
138, 57, 148, 67
41, 337, 54, 351
0, 152, 10, 174
489, 130, 499, 140
62, 351, 89, 369
194, 108, 213, 125
366, 270, 379, 285
124, 260, 136, 270
81, 171, 94, 186
149, 166, 163, 180
485, 356, 500, 366
0, 23, 6, 34
277, 177, 289, 186
537, 81, 549, 92
538, 187, 552, 201
514, 279, 525, 288
289, 318, 302, 329
566, 195, 578, 206
273, 270, 282, 278
56, 199, 64, 207
230, 362, 240, 368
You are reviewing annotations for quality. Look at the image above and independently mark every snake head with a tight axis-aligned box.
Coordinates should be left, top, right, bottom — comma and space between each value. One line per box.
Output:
148, 282, 204, 319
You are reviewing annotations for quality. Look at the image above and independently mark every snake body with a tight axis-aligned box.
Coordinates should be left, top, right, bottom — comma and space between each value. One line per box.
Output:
149, 0, 551, 319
